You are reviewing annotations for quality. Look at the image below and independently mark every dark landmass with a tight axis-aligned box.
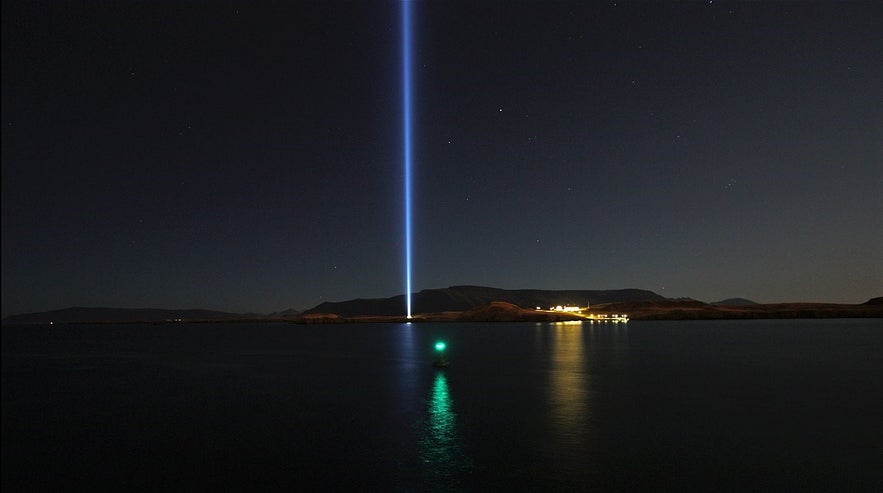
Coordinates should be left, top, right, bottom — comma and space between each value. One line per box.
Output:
266, 308, 302, 318
300, 299, 882, 323
0, 306, 249, 325
3, 290, 881, 325
303, 285, 664, 316
711, 298, 759, 306
301, 288, 880, 321
299, 302, 584, 324
592, 299, 883, 320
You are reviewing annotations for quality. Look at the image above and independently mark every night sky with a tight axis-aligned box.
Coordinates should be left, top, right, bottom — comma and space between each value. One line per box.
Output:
2, 1, 881, 317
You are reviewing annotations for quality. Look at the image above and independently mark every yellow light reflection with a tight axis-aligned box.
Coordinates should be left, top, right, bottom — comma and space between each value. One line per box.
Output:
549, 321, 590, 447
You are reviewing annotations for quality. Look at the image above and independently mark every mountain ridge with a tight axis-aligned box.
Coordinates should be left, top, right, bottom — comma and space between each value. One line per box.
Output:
4, 289, 881, 324
711, 298, 759, 306
1, 306, 249, 324
302, 285, 665, 317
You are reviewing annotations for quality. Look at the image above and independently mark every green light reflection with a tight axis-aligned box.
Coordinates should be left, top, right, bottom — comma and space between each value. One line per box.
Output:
419, 371, 472, 486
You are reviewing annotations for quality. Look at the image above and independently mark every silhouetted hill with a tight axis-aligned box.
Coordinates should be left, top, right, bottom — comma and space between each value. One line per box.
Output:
266, 308, 302, 318
711, 298, 759, 306
596, 300, 883, 320
459, 301, 583, 322
8, 291, 878, 325
2, 307, 247, 324
303, 285, 665, 316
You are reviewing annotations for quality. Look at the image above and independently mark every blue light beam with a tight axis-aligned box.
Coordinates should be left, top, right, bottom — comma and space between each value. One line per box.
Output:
401, 1, 414, 318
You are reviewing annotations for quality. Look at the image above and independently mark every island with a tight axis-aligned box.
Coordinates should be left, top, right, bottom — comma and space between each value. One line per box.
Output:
3, 286, 880, 325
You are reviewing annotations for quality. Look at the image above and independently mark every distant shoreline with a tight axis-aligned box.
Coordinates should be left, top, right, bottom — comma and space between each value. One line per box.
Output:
4, 300, 881, 325
259, 300, 883, 324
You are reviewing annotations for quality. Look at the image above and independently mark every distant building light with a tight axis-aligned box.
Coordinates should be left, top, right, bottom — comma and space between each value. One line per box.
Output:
551, 305, 582, 312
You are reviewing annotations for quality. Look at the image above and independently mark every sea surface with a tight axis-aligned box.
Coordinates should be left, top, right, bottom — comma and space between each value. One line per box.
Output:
2, 319, 882, 492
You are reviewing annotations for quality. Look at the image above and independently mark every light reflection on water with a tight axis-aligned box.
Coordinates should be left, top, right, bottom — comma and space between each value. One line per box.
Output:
392, 323, 472, 489
4, 321, 879, 491
394, 323, 420, 410
418, 370, 472, 488
548, 322, 590, 447
539, 321, 631, 479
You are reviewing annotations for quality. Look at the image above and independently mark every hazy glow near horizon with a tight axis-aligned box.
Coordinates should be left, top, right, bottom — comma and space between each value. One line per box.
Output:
402, 1, 413, 318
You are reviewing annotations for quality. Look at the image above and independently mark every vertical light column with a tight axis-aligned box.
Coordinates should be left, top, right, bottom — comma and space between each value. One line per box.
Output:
401, 1, 413, 318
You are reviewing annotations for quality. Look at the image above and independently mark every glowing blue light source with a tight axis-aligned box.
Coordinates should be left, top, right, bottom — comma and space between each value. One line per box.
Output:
402, 1, 413, 319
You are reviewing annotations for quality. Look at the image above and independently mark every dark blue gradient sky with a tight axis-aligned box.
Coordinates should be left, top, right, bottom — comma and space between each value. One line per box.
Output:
2, 1, 881, 317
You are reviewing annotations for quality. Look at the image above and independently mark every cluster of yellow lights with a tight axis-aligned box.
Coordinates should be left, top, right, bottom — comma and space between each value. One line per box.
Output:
537, 305, 584, 312
584, 313, 629, 321
534, 305, 629, 321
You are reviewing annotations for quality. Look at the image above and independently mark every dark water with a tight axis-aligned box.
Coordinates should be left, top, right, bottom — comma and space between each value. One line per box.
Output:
3, 319, 882, 492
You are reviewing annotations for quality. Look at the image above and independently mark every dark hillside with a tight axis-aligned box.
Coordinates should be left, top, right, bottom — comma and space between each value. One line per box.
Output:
2, 307, 245, 324
304, 285, 664, 316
